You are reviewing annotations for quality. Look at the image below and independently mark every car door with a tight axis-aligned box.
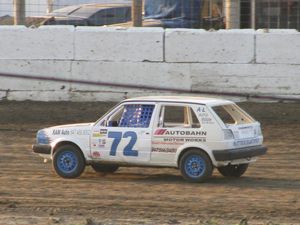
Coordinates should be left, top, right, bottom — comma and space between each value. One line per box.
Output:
151, 103, 205, 165
91, 103, 156, 163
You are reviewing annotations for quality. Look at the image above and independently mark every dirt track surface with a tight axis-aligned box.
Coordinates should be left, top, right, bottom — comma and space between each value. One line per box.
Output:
0, 101, 299, 225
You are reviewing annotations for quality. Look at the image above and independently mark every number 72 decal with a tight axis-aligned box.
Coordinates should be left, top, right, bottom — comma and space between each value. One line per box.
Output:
108, 131, 138, 157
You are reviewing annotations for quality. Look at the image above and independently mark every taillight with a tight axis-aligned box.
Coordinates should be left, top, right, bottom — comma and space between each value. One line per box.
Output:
257, 127, 262, 136
223, 129, 234, 140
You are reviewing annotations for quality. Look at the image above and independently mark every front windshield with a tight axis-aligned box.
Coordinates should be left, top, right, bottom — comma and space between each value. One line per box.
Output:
95, 102, 122, 126
48, 5, 80, 16
70, 6, 102, 17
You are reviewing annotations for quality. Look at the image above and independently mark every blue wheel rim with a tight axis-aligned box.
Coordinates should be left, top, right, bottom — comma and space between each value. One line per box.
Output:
184, 154, 206, 178
57, 151, 78, 174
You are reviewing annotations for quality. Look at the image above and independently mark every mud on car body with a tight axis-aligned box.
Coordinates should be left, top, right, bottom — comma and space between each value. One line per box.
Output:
32, 96, 267, 182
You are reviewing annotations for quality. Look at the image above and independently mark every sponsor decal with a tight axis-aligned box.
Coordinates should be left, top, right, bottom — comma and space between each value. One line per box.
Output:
154, 129, 207, 137
154, 129, 167, 135
238, 126, 252, 130
92, 151, 101, 158
93, 129, 108, 138
152, 137, 206, 148
93, 133, 102, 138
154, 137, 206, 144
233, 138, 259, 147
76, 130, 90, 135
52, 129, 90, 136
201, 117, 214, 124
100, 129, 108, 135
152, 140, 184, 146
184, 137, 206, 142
163, 137, 184, 142
53, 129, 62, 135
197, 106, 205, 113
197, 106, 211, 118
151, 147, 177, 153
52, 129, 70, 135
98, 139, 106, 148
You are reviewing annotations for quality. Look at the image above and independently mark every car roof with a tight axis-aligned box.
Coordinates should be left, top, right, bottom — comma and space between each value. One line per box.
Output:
122, 96, 233, 106
50, 3, 130, 15
84, 3, 130, 8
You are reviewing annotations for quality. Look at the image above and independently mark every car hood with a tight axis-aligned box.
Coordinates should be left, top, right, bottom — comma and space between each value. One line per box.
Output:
49, 122, 94, 130
43, 123, 94, 138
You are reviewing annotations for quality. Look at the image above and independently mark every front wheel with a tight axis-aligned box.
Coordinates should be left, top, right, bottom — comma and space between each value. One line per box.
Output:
91, 164, 119, 173
179, 149, 213, 183
53, 145, 85, 178
217, 164, 249, 177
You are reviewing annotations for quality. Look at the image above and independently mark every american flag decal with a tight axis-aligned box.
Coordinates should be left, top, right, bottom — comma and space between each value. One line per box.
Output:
154, 129, 167, 135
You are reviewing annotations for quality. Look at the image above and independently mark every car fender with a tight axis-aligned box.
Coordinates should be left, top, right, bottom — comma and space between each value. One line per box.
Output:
175, 143, 217, 167
50, 137, 91, 160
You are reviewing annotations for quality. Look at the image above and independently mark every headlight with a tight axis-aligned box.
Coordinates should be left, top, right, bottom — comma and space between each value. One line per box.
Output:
36, 130, 50, 144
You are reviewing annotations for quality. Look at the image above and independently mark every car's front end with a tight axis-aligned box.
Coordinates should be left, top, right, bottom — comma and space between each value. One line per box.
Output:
32, 129, 52, 160
32, 123, 93, 161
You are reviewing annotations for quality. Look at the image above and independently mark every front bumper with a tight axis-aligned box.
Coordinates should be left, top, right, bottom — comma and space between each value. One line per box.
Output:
213, 145, 267, 161
32, 144, 51, 154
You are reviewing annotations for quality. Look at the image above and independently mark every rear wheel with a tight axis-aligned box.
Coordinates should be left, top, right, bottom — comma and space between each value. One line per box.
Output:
91, 164, 119, 173
217, 164, 249, 177
179, 149, 213, 183
53, 145, 85, 178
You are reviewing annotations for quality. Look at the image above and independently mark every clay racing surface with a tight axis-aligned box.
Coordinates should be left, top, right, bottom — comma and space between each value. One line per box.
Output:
0, 101, 299, 225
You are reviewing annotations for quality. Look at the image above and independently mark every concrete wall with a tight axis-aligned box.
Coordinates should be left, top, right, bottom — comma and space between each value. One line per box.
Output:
0, 26, 299, 102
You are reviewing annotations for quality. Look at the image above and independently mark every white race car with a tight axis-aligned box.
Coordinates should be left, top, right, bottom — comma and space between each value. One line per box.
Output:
32, 96, 267, 182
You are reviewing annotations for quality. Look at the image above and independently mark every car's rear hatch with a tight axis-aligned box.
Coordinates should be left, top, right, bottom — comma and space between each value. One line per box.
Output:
212, 103, 263, 147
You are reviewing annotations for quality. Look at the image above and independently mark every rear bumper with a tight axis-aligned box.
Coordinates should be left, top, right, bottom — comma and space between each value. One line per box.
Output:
32, 144, 51, 154
213, 145, 267, 161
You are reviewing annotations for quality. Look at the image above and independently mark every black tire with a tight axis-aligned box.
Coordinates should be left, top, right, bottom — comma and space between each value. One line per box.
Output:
53, 144, 85, 179
179, 149, 213, 183
217, 164, 249, 177
91, 164, 119, 173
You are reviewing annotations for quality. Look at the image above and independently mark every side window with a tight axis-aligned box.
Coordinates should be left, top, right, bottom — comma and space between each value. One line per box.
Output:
163, 106, 185, 124
159, 105, 200, 128
212, 104, 255, 125
190, 108, 201, 128
107, 104, 154, 128
101, 8, 116, 18
90, 9, 116, 25
212, 106, 235, 124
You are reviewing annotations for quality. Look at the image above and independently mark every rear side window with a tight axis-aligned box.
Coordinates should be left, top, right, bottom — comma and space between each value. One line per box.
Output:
212, 104, 255, 125
159, 105, 200, 128
163, 106, 185, 124
213, 106, 235, 124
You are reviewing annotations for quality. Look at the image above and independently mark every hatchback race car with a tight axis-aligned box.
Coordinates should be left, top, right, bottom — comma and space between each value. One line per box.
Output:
32, 96, 267, 182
